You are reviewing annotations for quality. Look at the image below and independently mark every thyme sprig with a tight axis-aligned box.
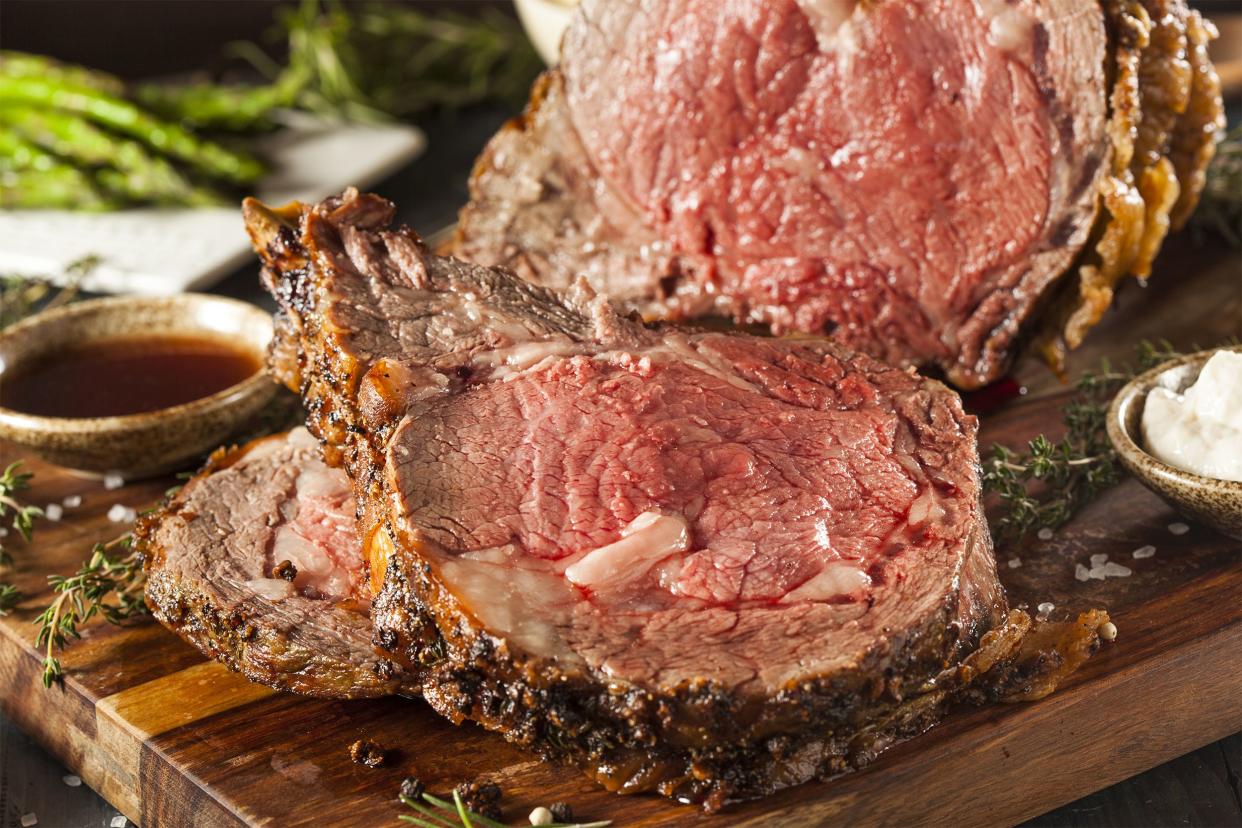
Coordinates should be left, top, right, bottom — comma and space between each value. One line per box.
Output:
982, 340, 1183, 541
0, 461, 42, 568
400, 791, 610, 828
0, 583, 20, 616
0, 254, 96, 331
34, 533, 148, 687
1191, 125, 1242, 246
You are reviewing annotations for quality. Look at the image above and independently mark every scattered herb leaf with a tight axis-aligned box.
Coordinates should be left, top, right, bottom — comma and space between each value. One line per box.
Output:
982, 340, 1186, 542
0, 461, 42, 568
35, 533, 148, 687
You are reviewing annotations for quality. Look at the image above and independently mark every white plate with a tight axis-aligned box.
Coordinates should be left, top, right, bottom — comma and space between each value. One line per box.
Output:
0, 117, 426, 294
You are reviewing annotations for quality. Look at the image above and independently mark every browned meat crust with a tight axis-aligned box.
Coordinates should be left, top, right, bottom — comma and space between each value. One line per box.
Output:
138, 429, 414, 700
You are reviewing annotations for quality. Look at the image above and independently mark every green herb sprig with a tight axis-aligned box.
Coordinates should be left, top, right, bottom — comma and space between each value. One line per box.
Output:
1191, 125, 1242, 246
400, 790, 610, 828
0, 254, 97, 331
982, 340, 1185, 541
35, 533, 147, 687
234, 0, 543, 125
0, 461, 42, 568
0, 583, 20, 616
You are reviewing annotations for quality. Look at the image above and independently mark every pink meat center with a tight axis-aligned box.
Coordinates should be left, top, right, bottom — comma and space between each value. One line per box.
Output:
272, 463, 363, 601
396, 340, 963, 607
564, 0, 1051, 326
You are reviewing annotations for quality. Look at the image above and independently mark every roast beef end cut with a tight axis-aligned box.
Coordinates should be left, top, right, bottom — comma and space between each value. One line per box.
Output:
248, 190, 1112, 806
139, 428, 412, 699
453, 0, 1223, 388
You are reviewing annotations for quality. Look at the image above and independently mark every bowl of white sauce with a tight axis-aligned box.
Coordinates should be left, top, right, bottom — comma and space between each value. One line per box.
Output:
1107, 346, 1242, 540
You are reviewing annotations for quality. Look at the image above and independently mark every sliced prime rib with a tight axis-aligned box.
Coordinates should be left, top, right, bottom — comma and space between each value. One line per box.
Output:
139, 428, 412, 699
452, 0, 1224, 388
245, 190, 1110, 806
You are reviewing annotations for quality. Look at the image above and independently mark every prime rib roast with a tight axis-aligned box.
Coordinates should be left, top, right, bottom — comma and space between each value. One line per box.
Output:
452, 0, 1224, 388
151, 189, 1110, 807
139, 427, 412, 699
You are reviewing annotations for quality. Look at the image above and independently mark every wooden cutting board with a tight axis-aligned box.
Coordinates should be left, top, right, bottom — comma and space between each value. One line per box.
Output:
0, 236, 1238, 828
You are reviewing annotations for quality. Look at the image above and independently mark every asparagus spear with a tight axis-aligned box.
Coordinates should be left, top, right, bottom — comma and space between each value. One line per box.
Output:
0, 166, 115, 210
0, 74, 265, 183
0, 51, 126, 96
133, 72, 302, 132
0, 107, 224, 206
0, 130, 58, 172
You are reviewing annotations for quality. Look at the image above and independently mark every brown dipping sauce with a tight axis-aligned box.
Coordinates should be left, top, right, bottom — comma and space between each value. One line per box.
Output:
0, 334, 261, 418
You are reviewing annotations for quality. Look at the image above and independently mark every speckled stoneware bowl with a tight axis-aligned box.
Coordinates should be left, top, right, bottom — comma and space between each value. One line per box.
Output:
0, 295, 275, 478
1107, 345, 1242, 540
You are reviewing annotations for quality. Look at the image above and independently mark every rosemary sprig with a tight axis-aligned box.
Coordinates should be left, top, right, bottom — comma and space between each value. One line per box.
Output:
1191, 125, 1242, 246
0, 461, 42, 568
399, 791, 610, 828
0, 254, 97, 331
233, 0, 543, 125
982, 340, 1183, 541
34, 533, 148, 687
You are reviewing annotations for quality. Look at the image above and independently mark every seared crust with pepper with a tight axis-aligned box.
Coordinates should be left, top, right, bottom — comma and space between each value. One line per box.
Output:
139, 428, 413, 700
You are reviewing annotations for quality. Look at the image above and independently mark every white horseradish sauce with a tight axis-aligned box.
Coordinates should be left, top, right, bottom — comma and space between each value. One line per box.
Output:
1141, 351, 1242, 482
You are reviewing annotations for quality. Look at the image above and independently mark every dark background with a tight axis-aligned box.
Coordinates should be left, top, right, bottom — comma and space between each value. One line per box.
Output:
0, 1, 512, 80
1, 3, 1239, 828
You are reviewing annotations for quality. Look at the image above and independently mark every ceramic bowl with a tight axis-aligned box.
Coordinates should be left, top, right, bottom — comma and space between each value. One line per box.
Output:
1107, 346, 1242, 540
0, 294, 276, 478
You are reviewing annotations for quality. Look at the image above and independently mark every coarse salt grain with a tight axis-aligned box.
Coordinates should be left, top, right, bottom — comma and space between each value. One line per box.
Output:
20, 814, 36, 827
1089, 553, 1108, 566
1075, 564, 1090, 581
1007, 557, 1022, 569
1132, 545, 1156, 559
1037, 527, 1054, 541
62, 774, 81, 787
1037, 602, 1054, 615
107, 504, 136, 524
44, 504, 63, 522
103, 473, 125, 491
1168, 522, 1189, 536
62, 494, 82, 508
110, 817, 128, 828
1101, 562, 1132, 578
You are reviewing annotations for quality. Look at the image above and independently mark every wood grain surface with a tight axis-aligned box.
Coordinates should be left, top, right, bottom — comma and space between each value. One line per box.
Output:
0, 236, 1237, 828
